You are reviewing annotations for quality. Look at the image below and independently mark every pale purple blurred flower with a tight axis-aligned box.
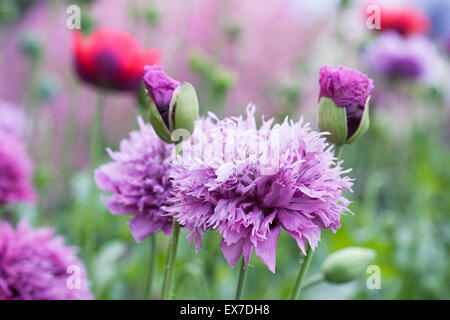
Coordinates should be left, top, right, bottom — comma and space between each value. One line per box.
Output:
0, 219, 92, 300
165, 106, 353, 273
0, 131, 35, 205
95, 117, 174, 242
363, 32, 434, 80
0, 101, 29, 141
444, 34, 450, 55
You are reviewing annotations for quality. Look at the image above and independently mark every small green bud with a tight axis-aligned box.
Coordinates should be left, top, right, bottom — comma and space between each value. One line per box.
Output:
37, 74, 59, 102
322, 247, 376, 283
19, 32, 42, 62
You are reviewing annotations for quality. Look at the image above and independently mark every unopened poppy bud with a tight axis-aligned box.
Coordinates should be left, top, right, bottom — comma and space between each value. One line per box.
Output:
322, 247, 376, 283
318, 65, 373, 145
143, 65, 199, 143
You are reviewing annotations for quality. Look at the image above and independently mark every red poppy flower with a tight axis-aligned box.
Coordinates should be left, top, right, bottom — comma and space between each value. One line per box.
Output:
378, 6, 430, 37
73, 29, 161, 91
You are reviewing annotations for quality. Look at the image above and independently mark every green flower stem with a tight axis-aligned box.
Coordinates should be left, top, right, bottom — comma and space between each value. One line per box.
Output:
61, 80, 79, 191
234, 257, 248, 300
144, 233, 157, 300
334, 144, 344, 158
161, 221, 181, 300
289, 243, 314, 300
161, 142, 183, 300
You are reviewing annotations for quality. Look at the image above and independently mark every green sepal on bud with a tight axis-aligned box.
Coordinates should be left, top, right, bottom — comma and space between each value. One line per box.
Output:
322, 247, 376, 283
148, 82, 199, 144
318, 96, 370, 145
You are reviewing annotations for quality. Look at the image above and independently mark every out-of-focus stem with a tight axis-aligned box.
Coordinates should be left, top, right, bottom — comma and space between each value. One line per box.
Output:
144, 233, 157, 300
301, 273, 325, 291
90, 93, 105, 169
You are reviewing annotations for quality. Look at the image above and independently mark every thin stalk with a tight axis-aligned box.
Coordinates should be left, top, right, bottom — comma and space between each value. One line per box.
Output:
301, 273, 325, 291
90, 93, 105, 169
234, 257, 248, 300
144, 233, 157, 299
334, 144, 344, 158
289, 244, 314, 300
160, 142, 183, 300
160, 221, 181, 300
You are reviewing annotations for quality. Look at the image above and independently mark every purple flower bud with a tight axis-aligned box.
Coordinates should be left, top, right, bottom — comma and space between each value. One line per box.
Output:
143, 65, 181, 128
318, 66, 374, 143
319, 65, 374, 110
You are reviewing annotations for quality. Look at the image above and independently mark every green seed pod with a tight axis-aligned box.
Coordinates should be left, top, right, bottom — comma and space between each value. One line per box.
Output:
322, 247, 376, 283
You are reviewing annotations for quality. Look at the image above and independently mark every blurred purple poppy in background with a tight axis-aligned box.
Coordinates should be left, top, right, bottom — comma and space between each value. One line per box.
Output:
363, 32, 434, 80
0, 131, 35, 205
0, 219, 92, 300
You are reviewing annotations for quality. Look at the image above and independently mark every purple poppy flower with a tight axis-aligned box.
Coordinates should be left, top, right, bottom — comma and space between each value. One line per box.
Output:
95, 117, 174, 242
0, 219, 92, 300
165, 106, 353, 273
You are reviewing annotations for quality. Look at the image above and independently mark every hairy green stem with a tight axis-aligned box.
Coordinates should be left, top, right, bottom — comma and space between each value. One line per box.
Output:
234, 257, 248, 300
289, 244, 314, 300
161, 221, 181, 300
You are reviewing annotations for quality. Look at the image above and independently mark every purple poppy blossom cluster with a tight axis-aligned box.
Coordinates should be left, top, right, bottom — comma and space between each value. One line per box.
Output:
0, 220, 92, 300
95, 117, 174, 242
165, 106, 353, 273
